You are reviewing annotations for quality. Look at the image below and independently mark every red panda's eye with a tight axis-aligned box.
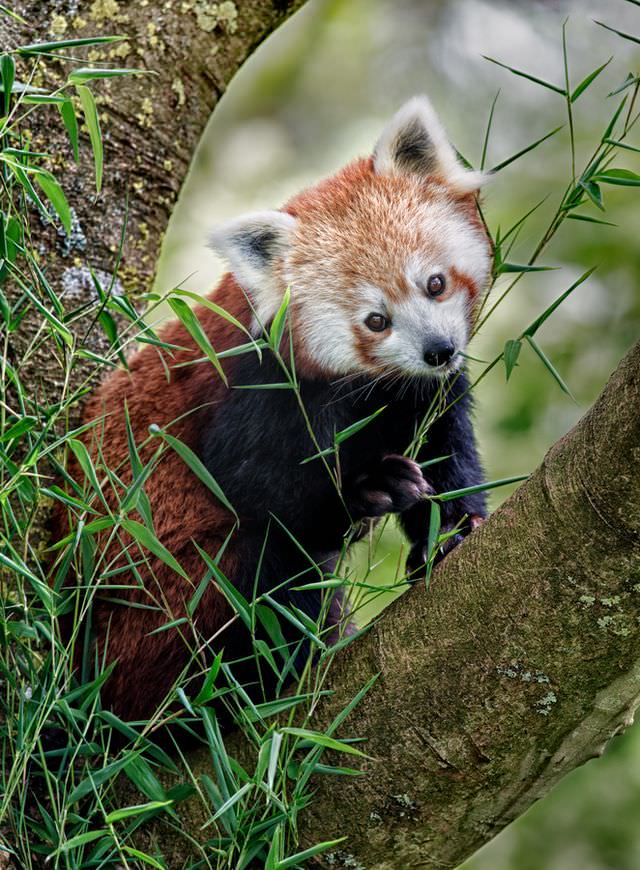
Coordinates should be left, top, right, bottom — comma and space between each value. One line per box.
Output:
365, 313, 390, 332
426, 273, 446, 296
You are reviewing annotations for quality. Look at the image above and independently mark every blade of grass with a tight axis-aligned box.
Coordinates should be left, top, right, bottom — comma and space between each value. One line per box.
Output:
525, 334, 575, 399
483, 55, 566, 95
594, 20, 640, 47
571, 57, 612, 102
489, 125, 564, 174
75, 84, 103, 193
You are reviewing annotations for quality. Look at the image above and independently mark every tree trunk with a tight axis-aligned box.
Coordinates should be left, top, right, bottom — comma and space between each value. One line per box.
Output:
3, 0, 307, 405
136, 339, 640, 868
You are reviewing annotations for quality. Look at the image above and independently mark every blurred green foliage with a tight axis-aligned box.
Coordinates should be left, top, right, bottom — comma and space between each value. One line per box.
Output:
155, 0, 640, 866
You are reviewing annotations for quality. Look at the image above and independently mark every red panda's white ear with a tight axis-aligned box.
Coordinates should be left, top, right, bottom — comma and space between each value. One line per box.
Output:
209, 210, 296, 324
373, 96, 486, 195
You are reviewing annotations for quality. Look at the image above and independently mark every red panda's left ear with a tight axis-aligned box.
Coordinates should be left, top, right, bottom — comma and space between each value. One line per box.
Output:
373, 95, 486, 195
209, 210, 296, 326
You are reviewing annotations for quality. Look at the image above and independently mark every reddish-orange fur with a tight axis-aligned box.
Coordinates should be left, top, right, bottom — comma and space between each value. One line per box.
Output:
53, 275, 253, 720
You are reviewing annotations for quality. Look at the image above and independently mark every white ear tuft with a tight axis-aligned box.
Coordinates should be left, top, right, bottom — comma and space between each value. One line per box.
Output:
209, 210, 296, 324
373, 96, 486, 195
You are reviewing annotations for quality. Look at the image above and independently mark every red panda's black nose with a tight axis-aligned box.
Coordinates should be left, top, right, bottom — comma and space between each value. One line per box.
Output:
424, 341, 455, 367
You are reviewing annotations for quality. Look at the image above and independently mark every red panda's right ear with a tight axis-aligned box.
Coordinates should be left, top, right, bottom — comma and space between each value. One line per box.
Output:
209, 210, 296, 326
373, 96, 486, 195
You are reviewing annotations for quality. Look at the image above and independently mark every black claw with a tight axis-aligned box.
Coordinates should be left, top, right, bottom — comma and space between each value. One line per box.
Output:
346, 455, 429, 520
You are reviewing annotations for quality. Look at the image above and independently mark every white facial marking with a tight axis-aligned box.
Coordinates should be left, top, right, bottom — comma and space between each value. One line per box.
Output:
369, 293, 469, 377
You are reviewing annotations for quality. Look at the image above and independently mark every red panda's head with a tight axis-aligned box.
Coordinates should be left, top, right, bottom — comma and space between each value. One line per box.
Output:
210, 96, 492, 381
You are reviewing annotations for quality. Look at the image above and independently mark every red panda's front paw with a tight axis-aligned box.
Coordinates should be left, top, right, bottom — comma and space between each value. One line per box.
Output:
346, 455, 431, 520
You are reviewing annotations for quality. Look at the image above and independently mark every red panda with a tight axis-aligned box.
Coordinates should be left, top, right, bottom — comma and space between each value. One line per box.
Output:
53, 96, 492, 726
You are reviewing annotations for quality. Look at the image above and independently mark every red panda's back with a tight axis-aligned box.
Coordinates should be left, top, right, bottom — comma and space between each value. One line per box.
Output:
51, 274, 251, 719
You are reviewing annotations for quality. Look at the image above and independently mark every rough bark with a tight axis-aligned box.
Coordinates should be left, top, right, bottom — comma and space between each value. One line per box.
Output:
137, 339, 640, 868
3, 0, 307, 401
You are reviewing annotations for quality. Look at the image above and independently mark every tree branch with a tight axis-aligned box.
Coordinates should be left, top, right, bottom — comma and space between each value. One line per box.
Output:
141, 340, 640, 868
3, 0, 307, 408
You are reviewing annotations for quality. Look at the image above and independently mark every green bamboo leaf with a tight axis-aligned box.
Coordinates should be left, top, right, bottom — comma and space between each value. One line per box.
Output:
566, 213, 617, 227
124, 756, 168, 803
120, 518, 189, 580
570, 57, 612, 102
579, 179, 604, 210
603, 138, 640, 155
263, 593, 325, 651
147, 617, 188, 636
525, 334, 575, 399
280, 727, 370, 758
41, 486, 98, 513
480, 89, 500, 170
120, 848, 167, 870
194, 542, 252, 628
523, 267, 597, 339
603, 94, 629, 141
267, 731, 284, 792
0, 415, 37, 442
68, 67, 152, 83
75, 84, 103, 193
104, 800, 172, 824
0, 547, 53, 609
0, 4, 28, 23
59, 98, 79, 162
482, 55, 566, 95
193, 649, 224, 704
489, 125, 563, 174
7, 162, 49, 222
291, 578, 343, 591
608, 75, 640, 97
242, 692, 331, 723
50, 830, 109, 855
276, 839, 348, 869
23, 284, 74, 347
217, 339, 268, 359
210, 782, 253, 822
266, 825, 283, 870
67, 437, 107, 506
1, 54, 15, 113
21, 94, 67, 104
335, 405, 387, 445
424, 500, 441, 586
119, 446, 162, 517
593, 168, 640, 187
172, 288, 256, 342
35, 171, 71, 235
497, 262, 557, 274
503, 339, 522, 380
67, 756, 131, 804
233, 382, 294, 390
594, 20, 640, 47
168, 297, 227, 385
255, 604, 288, 658
300, 406, 387, 464
436, 475, 529, 502
270, 286, 291, 349
17, 35, 127, 55
150, 425, 237, 519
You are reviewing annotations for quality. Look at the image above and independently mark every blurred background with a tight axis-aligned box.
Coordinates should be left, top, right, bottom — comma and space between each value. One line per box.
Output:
154, 1, 640, 866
